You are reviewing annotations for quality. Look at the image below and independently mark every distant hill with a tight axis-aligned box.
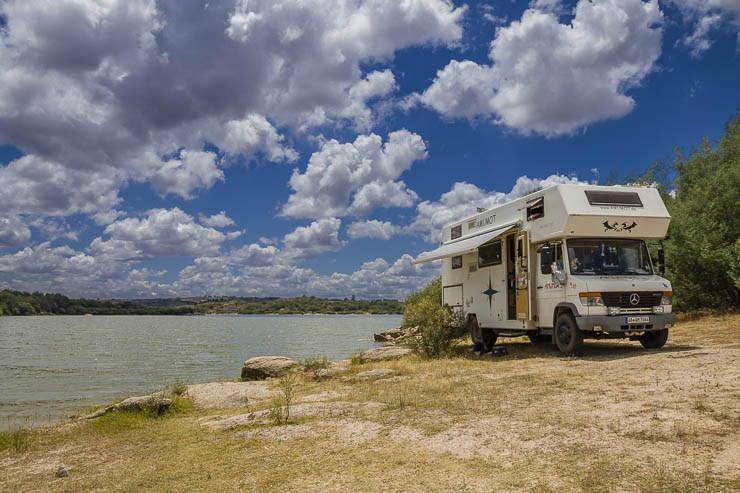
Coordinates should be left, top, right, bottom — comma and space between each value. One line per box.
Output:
0, 290, 402, 316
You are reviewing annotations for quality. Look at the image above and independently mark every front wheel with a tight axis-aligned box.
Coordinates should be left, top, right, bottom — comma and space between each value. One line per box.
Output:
640, 329, 669, 349
555, 313, 584, 356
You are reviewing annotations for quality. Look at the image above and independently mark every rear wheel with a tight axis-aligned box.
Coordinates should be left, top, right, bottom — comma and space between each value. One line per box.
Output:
528, 332, 550, 343
640, 329, 669, 349
481, 328, 497, 352
555, 313, 584, 356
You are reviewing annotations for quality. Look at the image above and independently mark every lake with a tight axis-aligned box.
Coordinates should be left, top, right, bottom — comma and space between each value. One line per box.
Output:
0, 314, 400, 428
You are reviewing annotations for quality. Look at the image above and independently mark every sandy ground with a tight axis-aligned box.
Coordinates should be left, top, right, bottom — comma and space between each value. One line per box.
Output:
1, 312, 739, 492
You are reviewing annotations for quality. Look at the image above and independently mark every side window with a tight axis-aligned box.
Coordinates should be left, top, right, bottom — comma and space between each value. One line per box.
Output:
478, 241, 502, 267
450, 225, 462, 240
451, 255, 462, 269
539, 243, 563, 274
526, 197, 544, 221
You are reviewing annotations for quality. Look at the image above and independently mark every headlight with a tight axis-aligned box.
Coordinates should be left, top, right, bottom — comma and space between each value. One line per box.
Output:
661, 291, 672, 305
579, 292, 604, 307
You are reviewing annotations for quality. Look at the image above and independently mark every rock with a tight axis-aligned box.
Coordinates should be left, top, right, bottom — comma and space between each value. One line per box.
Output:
373, 333, 392, 342
77, 395, 173, 420
358, 347, 412, 362
185, 381, 273, 409
55, 465, 68, 478
314, 367, 343, 379
380, 328, 404, 338
241, 356, 298, 380
345, 369, 395, 381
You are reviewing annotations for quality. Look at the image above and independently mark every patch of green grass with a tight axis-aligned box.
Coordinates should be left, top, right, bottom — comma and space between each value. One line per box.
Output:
0, 425, 31, 453
87, 395, 194, 433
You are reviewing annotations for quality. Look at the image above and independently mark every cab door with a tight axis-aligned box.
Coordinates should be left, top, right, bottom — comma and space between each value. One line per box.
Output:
515, 231, 529, 320
536, 242, 565, 327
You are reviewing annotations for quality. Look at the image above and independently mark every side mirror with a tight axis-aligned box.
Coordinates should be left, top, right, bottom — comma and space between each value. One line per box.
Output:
658, 246, 665, 276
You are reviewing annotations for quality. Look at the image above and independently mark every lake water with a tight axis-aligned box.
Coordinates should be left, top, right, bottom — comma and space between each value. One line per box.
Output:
0, 314, 400, 428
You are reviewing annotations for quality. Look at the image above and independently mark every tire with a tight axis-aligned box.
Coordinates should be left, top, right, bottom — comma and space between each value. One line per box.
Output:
555, 313, 584, 356
640, 329, 669, 349
528, 333, 550, 343
469, 316, 483, 352
481, 328, 497, 352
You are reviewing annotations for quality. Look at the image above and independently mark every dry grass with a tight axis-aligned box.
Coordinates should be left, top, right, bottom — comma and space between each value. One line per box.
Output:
2, 312, 739, 492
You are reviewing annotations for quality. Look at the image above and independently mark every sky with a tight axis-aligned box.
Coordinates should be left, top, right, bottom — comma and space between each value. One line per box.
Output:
0, 0, 738, 301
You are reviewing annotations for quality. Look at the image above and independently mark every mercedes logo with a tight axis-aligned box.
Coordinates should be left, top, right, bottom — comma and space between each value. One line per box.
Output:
629, 293, 640, 305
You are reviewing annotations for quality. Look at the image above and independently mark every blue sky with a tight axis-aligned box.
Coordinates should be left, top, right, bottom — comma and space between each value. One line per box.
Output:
0, 0, 738, 300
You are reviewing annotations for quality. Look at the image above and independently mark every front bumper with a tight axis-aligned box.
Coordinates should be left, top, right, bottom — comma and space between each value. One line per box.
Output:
575, 313, 676, 332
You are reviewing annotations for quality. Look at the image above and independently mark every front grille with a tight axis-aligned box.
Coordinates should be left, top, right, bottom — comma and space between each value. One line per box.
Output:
602, 291, 661, 308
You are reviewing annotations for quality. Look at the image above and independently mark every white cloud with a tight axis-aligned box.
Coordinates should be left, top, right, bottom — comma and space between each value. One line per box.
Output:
408, 174, 588, 242
199, 211, 235, 228
0, 242, 125, 290
0, 216, 31, 248
0, 155, 123, 218
150, 150, 224, 199
210, 114, 299, 163
361, 258, 389, 271
29, 218, 79, 242
89, 208, 226, 260
667, 0, 740, 57
347, 220, 401, 240
418, 0, 664, 136
0, 0, 463, 210
340, 70, 398, 131
281, 130, 427, 218
282, 218, 345, 260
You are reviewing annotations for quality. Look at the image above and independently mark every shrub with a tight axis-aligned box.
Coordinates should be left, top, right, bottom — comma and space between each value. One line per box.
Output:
270, 373, 297, 425
403, 278, 464, 358
401, 277, 441, 328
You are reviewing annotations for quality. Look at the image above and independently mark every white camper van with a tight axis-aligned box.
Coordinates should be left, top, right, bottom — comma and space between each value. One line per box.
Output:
412, 184, 676, 356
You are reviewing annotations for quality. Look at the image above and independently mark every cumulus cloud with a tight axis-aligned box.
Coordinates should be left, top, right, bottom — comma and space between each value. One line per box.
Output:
282, 218, 345, 260
209, 114, 299, 163
0, 242, 126, 292
150, 150, 224, 199
667, 0, 740, 57
0, 0, 463, 219
408, 174, 588, 242
281, 130, 427, 218
89, 208, 226, 260
0, 216, 31, 248
0, 155, 122, 218
347, 220, 401, 240
418, 0, 664, 136
199, 211, 235, 228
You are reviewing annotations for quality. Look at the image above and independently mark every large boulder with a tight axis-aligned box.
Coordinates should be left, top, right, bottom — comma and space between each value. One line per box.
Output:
358, 347, 412, 361
241, 356, 298, 380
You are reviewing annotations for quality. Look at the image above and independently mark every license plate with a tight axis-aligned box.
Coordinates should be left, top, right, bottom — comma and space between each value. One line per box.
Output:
626, 316, 650, 324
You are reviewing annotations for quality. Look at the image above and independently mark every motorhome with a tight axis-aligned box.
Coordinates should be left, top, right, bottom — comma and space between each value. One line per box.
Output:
412, 184, 676, 356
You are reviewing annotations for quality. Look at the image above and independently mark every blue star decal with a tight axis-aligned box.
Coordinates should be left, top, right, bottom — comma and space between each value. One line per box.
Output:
482, 275, 498, 310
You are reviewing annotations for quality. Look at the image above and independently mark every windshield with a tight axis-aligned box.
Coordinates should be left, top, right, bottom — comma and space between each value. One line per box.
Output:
566, 239, 653, 276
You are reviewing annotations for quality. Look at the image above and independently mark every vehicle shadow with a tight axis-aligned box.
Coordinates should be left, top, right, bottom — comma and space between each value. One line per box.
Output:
456, 339, 702, 362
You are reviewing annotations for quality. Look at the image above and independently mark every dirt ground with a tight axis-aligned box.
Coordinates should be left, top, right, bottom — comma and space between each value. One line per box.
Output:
1, 312, 738, 492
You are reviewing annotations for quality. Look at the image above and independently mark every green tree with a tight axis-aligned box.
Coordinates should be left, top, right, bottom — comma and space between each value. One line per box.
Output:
664, 115, 740, 310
